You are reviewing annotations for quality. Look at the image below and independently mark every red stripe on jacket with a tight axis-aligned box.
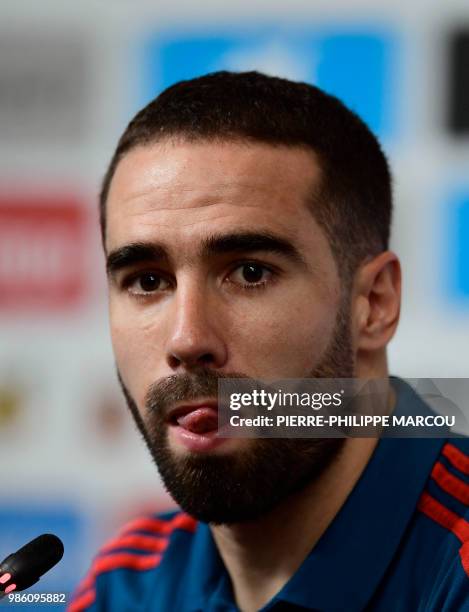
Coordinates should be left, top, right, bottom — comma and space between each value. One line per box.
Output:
431, 461, 469, 506
67, 513, 197, 611
424, 444, 469, 578
99, 533, 169, 555
119, 513, 197, 536
442, 443, 469, 476
417, 490, 469, 542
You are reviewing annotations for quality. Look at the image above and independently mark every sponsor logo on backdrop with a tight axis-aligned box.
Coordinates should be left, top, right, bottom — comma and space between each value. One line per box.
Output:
0, 197, 89, 311
447, 27, 469, 134
0, 31, 89, 144
142, 26, 397, 138
86, 387, 130, 444
0, 382, 24, 430
445, 189, 469, 301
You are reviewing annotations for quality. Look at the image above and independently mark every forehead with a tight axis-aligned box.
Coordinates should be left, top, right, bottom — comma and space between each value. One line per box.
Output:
106, 139, 324, 255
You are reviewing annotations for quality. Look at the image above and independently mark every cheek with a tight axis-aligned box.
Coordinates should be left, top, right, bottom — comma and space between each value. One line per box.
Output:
229, 296, 336, 378
109, 305, 163, 408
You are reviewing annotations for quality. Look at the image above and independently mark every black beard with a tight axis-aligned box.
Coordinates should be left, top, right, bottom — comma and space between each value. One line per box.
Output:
118, 294, 354, 525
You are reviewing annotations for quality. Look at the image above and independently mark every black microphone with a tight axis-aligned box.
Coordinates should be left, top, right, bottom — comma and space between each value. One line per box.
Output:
0, 534, 64, 594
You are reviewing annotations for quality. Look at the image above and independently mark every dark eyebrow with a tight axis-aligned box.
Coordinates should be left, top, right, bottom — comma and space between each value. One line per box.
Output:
200, 231, 308, 269
106, 231, 308, 278
106, 243, 168, 277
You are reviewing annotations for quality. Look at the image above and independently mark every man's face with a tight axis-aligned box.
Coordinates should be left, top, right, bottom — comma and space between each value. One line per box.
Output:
106, 139, 355, 523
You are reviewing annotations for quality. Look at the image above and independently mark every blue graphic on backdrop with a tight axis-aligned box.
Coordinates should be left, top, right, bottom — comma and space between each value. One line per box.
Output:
141, 27, 398, 138
0, 504, 87, 609
446, 190, 469, 301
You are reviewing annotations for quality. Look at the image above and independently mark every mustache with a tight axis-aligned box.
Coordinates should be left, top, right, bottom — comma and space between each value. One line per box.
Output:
144, 367, 249, 419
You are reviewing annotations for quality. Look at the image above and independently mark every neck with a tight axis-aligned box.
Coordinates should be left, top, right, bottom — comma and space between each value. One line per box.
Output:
211, 375, 394, 612
211, 437, 378, 611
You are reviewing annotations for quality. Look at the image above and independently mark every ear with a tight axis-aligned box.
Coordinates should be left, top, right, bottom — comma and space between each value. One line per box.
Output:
351, 251, 402, 352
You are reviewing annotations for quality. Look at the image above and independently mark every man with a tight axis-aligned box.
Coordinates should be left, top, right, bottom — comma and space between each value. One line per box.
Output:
69, 71, 469, 611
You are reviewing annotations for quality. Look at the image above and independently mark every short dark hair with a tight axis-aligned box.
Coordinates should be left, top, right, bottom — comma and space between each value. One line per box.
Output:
100, 70, 392, 287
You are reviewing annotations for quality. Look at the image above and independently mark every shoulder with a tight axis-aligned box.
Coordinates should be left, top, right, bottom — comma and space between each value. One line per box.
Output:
67, 510, 198, 612
417, 437, 469, 528
416, 437, 469, 607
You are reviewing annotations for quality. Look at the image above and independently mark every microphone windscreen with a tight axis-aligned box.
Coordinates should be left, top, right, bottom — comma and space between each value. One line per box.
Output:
0, 534, 64, 591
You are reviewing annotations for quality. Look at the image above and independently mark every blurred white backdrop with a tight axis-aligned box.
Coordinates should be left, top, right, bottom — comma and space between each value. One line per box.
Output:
0, 0, 468, 601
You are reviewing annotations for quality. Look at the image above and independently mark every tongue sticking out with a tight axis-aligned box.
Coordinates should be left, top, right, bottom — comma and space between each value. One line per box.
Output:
176, 407, 218, 434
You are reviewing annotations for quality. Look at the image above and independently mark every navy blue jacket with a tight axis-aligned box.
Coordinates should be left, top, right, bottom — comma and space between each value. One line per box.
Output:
69, 378, 469, 611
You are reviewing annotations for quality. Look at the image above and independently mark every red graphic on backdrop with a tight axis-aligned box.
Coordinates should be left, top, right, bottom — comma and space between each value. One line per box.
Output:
0, 198, 88, 310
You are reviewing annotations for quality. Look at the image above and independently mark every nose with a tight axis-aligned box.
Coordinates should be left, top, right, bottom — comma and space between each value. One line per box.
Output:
165, 279, 228, 371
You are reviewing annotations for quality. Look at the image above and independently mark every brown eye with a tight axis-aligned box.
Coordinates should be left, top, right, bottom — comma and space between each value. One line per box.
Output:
241, 263, 264, 283
127, 273, 170, 295
139, 273, 161, 292
229, 262, 273, 289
